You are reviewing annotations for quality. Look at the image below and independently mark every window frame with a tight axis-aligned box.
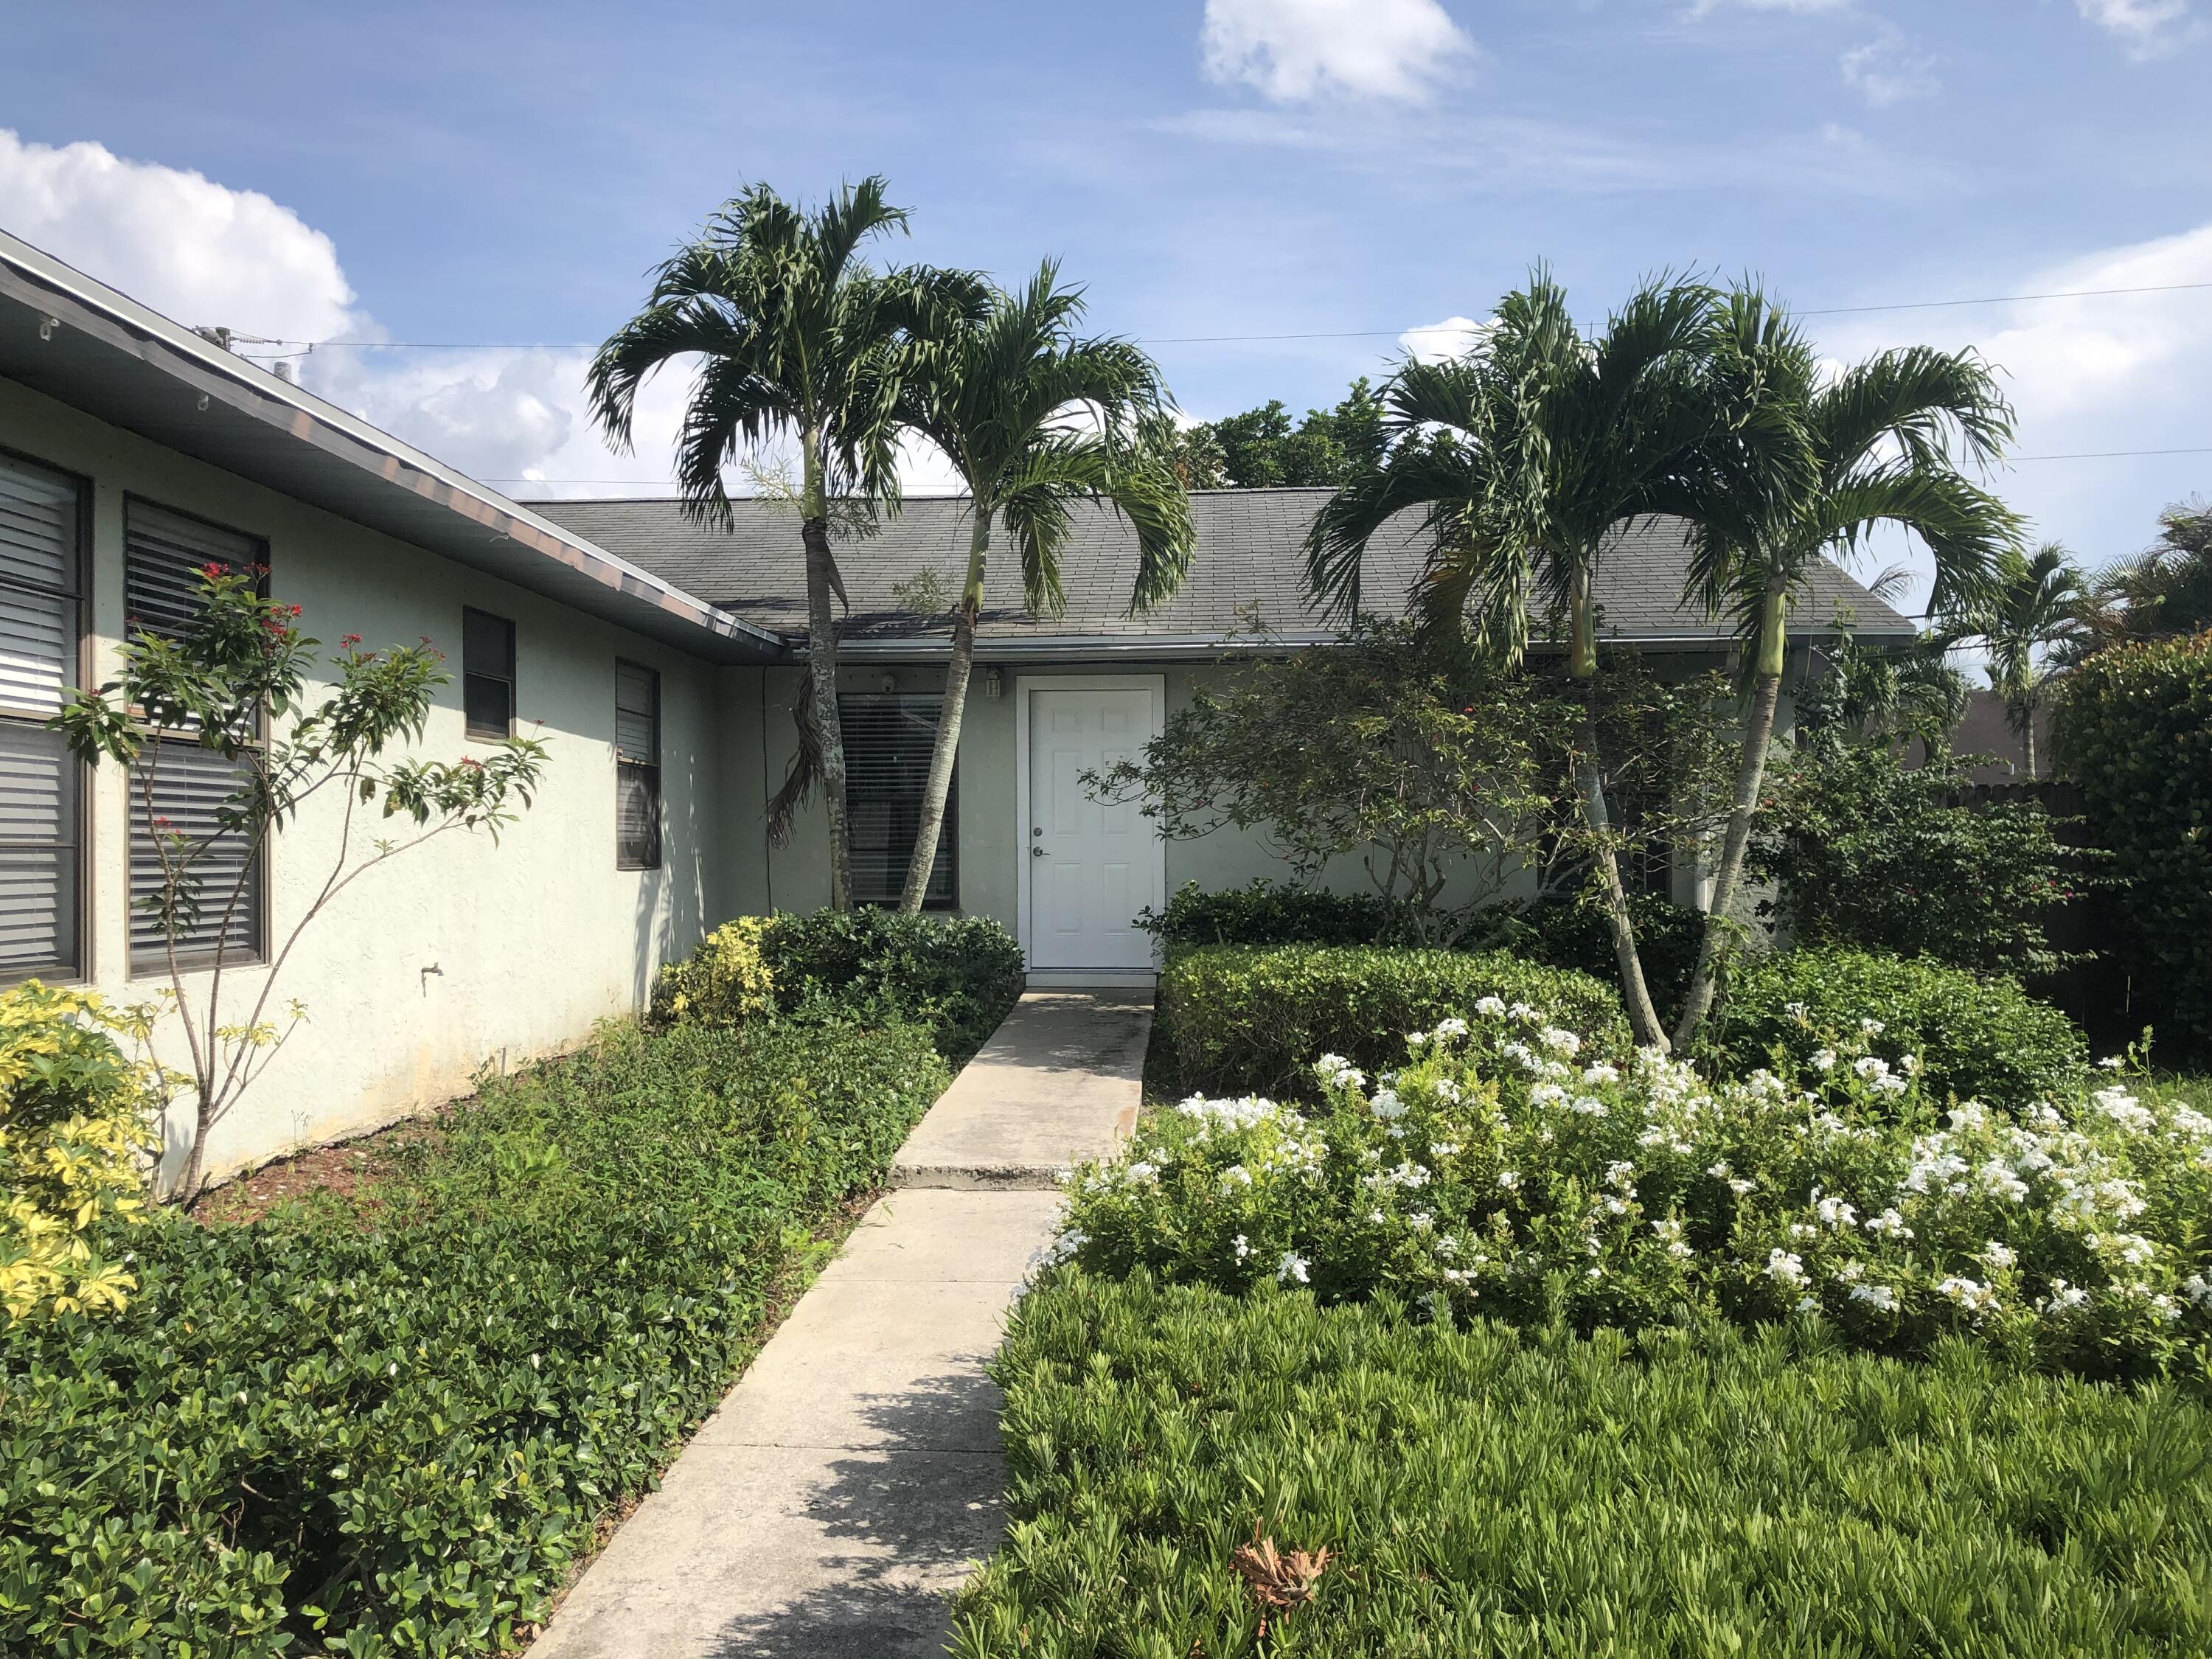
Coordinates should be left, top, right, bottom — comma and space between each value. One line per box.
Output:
838, 692, 959, 911
614, 657, 662, 872
462, 606, 517, 742
0, 442, 92, 986
121, 493, 272, 977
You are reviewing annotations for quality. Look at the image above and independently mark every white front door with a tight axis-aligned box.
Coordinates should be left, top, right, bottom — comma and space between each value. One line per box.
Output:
1023, 681, 1163, 974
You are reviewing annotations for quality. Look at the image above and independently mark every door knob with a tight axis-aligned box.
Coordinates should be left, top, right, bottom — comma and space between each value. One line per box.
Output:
1031, 845, 1045, 858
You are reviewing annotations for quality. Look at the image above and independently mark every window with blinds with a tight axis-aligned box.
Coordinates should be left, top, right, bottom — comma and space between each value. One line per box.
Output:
124, 499, 268, 973
464, 608, 515, 740
0, 451, 85, 981
840, 695, 954, 908
615, 660, 661, 870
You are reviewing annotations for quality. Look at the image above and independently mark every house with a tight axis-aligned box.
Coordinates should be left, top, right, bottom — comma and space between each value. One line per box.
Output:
0, 228, 1913, 1182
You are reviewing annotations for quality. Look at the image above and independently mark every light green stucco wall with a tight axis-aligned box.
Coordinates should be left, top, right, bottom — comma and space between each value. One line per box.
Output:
0, 375, 728, 1186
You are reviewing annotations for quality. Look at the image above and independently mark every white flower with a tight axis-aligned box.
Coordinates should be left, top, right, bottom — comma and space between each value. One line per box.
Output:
1528, 1081, 1568, 1108
1570, 1096, 1610, 1118
1795, 1295, 1821, 1315
1766, 1248, 1807, 1286
2183, 1274, 2212, 1309
1980, 1240, 2017, 1270
2098, 1055, 2127, 1071
1220, 1165, 1254, 1190
1811, 1048, 1838, 1074
1369, 1089, 1407, 1121
1432, 1078, 1462, 1105
1815, 1194, 1858, 1230
1865, 1208, 1914, 1239
2043, 1279, 2090, 1312
1859, 1018, 1886, 1037
1936, 1276, 1996, 1313
1508, 1002, 1539, 1022
1977, 1161, 2030, 1203
1604, 1161, 1637, 1191
1498, 1169, 1521, 1192
1582, 1062, 1621, 1086
1232, 1234, 1251, 1260
1784, 1001, 1809, 1020
1407, 1031, 1428, 1048
1473, 997, 1506, 1020
1854, 1056, 1890, 1082
1278, 1251, 1310, 1285
1790, 1222, 1817, 1240
1847, 1283, 1899, 1313
1436, 1018, 1470, 1039
1124, 1161, 1158, 1186
1430, 1141, 1461, 1157
2093, 1088, 2154, 1133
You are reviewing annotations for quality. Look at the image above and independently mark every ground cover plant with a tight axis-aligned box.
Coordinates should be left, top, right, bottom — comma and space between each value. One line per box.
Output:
1057, 1003, 2211, 1382
1155, 944, 1624, 1099
959, 1272, 2212, 1658
0, 1016, 947, 1656
1701, 944, 2088, 1107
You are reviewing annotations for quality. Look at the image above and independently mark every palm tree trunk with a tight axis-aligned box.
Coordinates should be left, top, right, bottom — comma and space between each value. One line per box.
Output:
2023, 703, 2037, 781
801, 510, 853, 911
1568, 569, 1668, 1050
1671, 585, 1787, 1048
900, 516, 989, 913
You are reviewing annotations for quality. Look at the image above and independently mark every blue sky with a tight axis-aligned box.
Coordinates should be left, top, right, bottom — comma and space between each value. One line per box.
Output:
3, 0, 2209, 610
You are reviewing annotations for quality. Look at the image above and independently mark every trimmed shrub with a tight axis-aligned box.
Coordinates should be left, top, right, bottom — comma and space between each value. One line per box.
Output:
1138, 880, 1427, 953
0, 1018, 947, 1657
961, 1273, 2212, 1658
650, 915, 774, 1029
1514, 890, 1706, 1019
0, 981, 155, 1321
758, 909, 1024, 1061
1703, 946, 2088, 1105
1156, 944, 1625, 1098
2056, 630, 2212, 1056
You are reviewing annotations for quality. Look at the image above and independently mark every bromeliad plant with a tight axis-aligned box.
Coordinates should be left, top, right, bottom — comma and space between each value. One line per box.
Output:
1053, 1003, 2212, 1382
51, 564, 546, 1204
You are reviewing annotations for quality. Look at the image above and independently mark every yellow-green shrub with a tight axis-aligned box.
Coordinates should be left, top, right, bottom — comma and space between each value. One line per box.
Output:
0, 981, 154, 1321
651, 917, 775, 1029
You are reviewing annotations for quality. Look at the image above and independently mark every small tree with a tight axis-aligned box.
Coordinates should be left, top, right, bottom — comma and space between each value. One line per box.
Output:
1086, 619, 1569, 944
51, 566, 546, 1204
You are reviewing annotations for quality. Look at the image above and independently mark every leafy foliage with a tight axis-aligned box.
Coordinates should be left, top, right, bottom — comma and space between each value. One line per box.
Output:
1700, 946, 2088, 1107
0, 984, 156, 1321
1060, 1007, 2206, 1377
2070, 496, 2212, 655
961, 1273, 2212, 1658
49, 563, 547, 1203
1092, 623, 1569, 936
756, 908, 1025, 1061
0, 1018, 947, 1656
1752, 738, 2081, 975
650, 916, 776, 1029
1164, 378, 1392, 490
1155, 945, 1624, 1099
2056, 630, 2212, 1058
1515, 891, 1708, 1021
1140, 880, 1445, 955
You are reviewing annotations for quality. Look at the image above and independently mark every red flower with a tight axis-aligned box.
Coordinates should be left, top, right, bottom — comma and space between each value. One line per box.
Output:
199, 562, 229, 580
287, 604, 302, 616
340, 633, 362, 648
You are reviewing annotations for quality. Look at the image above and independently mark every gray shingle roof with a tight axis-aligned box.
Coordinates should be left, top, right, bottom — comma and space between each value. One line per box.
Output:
528, 488, 1915, 651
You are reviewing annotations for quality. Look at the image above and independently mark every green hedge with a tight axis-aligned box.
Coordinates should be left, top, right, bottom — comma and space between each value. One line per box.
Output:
1140, 880, 1435, 953
1156, 944, 1626, 1098
1700, 945, 2088, 1105
0, 1018, 947, 1657
758, 908, 1025, 1061
2056, 631, 2212, 1056
959, 1272, 2212, 1658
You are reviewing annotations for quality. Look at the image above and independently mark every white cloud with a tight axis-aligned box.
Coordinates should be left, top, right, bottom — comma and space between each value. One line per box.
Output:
0, 131, 367, 343
1816, 220, 2212, 595
1840, 35, 1940, 105
1398, 315, 1489, 363
1200, 0, 1474, 102
2076, 0, 2202, 59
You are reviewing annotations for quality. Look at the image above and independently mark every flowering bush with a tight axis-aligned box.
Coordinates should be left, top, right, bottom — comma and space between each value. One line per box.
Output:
0, 982, 155, 1321
1701, 945, 2087, 1106
1054, 1001, 2212, 1382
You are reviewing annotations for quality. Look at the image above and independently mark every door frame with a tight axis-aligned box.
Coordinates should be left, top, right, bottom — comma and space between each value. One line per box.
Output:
1012, 672, 1167, 985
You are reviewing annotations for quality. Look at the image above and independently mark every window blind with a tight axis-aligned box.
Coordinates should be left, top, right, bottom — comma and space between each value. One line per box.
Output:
464, 608, 515, 740
123, 499, 268, 972
0, 453, 83, 979
615, 660, 660, 870
840, 695, 954, 908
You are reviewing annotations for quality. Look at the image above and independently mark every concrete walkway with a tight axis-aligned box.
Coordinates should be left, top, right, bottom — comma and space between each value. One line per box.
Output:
531, 992, 1148, 1659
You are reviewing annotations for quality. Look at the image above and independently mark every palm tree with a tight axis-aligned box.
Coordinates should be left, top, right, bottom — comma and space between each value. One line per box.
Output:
894, 263, 1197, 912
588, 178, 973, 908
1969, 542, 2087, 779
1662, 297, 2019, 1046
1306, 270, 1750, 1050
2068, 498, 2212, 657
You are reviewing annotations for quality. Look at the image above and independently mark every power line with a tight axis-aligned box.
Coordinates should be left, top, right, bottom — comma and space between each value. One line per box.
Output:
244, 278, 2212, 355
